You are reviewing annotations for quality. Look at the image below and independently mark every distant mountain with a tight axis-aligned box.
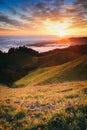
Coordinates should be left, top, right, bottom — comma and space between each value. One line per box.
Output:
27, 37, 87, 47
68, 37, 87, 45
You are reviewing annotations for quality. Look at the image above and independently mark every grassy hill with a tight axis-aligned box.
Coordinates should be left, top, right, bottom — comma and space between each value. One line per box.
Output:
15, 54, 87, 87
0, 47, 39, 85
0, 44, 87, 86
0, 44, 87, 130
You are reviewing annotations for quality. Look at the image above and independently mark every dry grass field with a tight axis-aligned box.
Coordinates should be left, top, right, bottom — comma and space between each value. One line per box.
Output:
0, 81, 87, 130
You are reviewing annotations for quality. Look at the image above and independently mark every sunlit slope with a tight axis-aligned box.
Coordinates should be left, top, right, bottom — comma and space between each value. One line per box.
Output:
15, 54, 87, 87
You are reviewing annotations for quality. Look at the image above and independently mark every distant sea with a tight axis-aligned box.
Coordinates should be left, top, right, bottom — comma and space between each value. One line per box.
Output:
0, 35, 69, 53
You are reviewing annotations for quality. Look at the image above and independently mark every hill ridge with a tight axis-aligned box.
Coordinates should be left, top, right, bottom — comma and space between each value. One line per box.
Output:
15, 54, 87, 87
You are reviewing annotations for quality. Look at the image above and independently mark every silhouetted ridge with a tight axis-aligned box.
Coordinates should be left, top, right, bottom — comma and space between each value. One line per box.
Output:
8, 46, 39, 56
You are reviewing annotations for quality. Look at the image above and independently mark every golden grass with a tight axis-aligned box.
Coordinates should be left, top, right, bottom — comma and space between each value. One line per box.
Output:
0, 54, 87, 129
0, 81, 87, 129
0, 81, 87, 108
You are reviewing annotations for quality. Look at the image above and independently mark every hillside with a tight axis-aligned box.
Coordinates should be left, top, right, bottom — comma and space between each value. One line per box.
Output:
0, 80, 87, 130
0, 47, 39, 85
0, 44, 87, 86
15, 54, 87, 87
0, 44, 87, 130
37, 44, 87, 67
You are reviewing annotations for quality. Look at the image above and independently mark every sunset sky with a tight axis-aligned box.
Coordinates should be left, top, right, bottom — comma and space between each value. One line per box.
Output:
0, 0, 87, 36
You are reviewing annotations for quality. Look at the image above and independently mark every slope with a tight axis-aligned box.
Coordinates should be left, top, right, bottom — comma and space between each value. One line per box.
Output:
14, 54, 87, 87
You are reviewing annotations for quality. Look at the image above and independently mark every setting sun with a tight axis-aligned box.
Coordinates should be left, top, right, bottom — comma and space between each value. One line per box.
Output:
59, 30, 66, 37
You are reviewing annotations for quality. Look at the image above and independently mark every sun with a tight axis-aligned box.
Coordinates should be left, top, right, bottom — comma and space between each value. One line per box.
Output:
59, 30, 65, 37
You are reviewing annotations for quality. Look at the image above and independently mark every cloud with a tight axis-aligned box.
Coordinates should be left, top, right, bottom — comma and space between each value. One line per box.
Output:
20, 0, 63, 20
8, 7, 17, 15
64, 1, 87, 28
21, 5, 30, 12
19, 0, 87, 30
35, 2, 46, 10
0, 27, 15, 31
0, 11, 27, 28
76, 0, 87, 8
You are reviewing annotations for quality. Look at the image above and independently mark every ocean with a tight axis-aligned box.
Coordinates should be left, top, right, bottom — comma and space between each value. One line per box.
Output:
0, 35, 69, 53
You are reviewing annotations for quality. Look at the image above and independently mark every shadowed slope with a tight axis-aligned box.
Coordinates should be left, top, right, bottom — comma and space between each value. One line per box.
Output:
0, 47, 39, 85
37, 44, 87, 67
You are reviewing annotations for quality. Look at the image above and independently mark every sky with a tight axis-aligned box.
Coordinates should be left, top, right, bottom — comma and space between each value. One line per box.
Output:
0, 0, 87, 36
